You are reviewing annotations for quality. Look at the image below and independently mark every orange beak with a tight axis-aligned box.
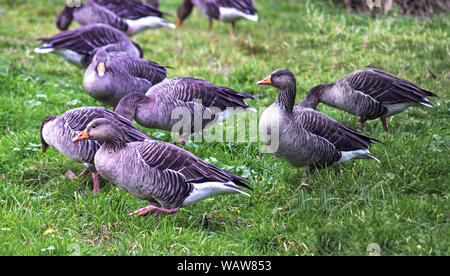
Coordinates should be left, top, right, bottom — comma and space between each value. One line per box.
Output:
257, 75, 272, 85
97, 62, 106, 77
58, 29, 63, 33
73, 129, 89, 142
177, 18, 183, 26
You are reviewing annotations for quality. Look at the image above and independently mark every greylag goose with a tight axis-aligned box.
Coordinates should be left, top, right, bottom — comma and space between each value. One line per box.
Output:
114, 77, 255, 144
300, 68, 439, 132
73, 118, 251, 217
177, 0, 258, 34
83, 48, 167, 107
57, 0, 174, 35
40, 107, 151, 194
34, 24, 142, 67
257, 69, 379, 172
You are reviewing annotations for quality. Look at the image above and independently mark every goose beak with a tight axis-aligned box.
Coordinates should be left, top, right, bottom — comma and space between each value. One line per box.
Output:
97, 62, 106, 77
257, 75, 272, 85
58, 29, 63, 33
177, 18, 183, 26
73, 129, 89, 142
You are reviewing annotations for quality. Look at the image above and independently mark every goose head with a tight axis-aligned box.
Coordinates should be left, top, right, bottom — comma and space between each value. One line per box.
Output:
92, 48, 109, 78
177, 0, 194, 26
56, 6, 76, 31
73, 118, 125, 145
114, 93, 151, 121
257, 69, 296, 90
39, 115, 57, 153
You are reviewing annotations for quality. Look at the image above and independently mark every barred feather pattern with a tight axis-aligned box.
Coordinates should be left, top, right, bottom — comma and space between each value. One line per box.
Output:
95, 137, 250, 209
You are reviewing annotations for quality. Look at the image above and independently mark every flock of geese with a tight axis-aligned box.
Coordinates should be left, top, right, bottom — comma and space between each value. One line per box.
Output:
33, 0, 438, 217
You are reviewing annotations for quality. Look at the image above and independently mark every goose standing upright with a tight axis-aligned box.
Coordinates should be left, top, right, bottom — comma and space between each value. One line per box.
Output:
83, 48, 167, 107
257, 69, 379, 172
40, 107, 151, 194
73, 118, 251, 217
57, 0, 175, 35
114, 77, 255, 144
34, 24, 142, 67
300, 68, 439, 132
177, 0, 258, 34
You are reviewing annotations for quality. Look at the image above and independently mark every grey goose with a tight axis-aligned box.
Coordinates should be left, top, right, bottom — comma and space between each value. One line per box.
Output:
300, 68, 439, 132
73, 118, 251, 217
257, 69, 379, 172
40, 107, 151, 194
83, 48, 167, 107
57, 0, 175, 36
114, 77, 255, 144
177, 0, 258, 34
34, 24, 142, 67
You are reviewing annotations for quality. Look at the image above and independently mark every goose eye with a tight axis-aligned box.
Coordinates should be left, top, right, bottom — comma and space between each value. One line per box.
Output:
92, 125, 96, 129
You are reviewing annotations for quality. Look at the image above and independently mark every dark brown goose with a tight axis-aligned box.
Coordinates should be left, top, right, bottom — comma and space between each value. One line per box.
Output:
177, 0, 258, 34
57, 0, 174, 35
83, 48, 167, 107
257, 69, 379, 172
300, 68, 439, 132
34, 24, 142, 67
40, 107, 151, 194
73, 118, 251, 217
114, 77, 255, 144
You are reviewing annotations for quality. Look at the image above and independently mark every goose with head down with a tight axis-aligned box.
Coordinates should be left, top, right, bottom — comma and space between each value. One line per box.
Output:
177, 0, 258, 34
257, 69, 380, 173
114, 77, 255, 144
56, 0, 175, 36
40, 107, 151, 194
83, 48, 167, 107
300, 68, 439, 132
34, 24, 142, 67
73, 118, 251, 217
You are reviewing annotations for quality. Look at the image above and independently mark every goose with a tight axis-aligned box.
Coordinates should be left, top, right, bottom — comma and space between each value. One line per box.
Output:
34, 24, 142, 67
73, 118, 251, 217
83, 48, 167, 107
114, 77, 255, 144
57, 0, 175, 35
40, 107, 151, 194
177, 0, 258, 34
257, 69, 379, 173
300, 68, 439, 132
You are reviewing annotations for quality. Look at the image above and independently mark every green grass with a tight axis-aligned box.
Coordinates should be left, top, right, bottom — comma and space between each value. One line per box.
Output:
0, 0, 448, 256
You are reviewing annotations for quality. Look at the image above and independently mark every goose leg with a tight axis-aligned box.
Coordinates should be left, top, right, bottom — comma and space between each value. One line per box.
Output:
91, 172, 100, 194
128, 205, 178, 217
380, 118, 389, 132
208, 18, 213, 31
231, 22, 236, 35
358, 118, 366, 129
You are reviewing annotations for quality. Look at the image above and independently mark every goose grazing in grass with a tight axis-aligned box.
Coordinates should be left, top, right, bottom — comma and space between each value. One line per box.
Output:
83, 48, 167, 107
34, 24, 142, 67
257, 69, 380, 173
56, 0, 175, 35
40, 107, 151, 194
300, 68, 439, 132
73, 118, 251, 217
114, 77, 255, 144
177, 0, 258, 34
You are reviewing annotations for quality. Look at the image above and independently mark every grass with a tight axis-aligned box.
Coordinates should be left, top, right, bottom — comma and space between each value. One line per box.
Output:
0, 0, 448, 256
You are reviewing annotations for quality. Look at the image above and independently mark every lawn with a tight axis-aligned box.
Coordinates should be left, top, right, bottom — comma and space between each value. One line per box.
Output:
0, 0, 448, 256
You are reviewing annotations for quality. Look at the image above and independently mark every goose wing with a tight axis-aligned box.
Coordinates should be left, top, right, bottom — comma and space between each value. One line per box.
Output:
109, 52, 167, 85
37, 24, 125, 55
294, 106, 377, 151
94, 0, 164, 19
344, 68, 437, 105
216, 0, 257, 14
135, 140, 250, 189
150, 77, 254, 110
